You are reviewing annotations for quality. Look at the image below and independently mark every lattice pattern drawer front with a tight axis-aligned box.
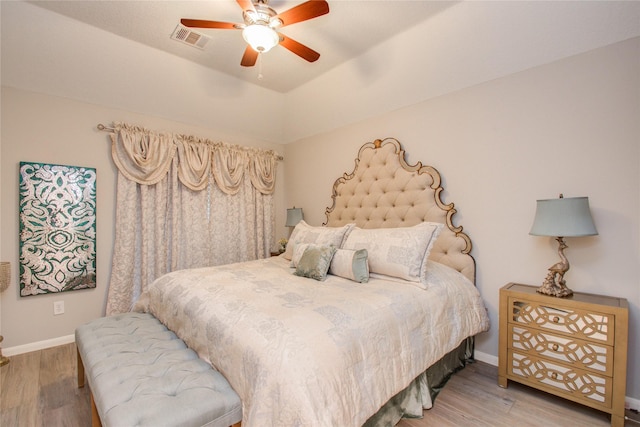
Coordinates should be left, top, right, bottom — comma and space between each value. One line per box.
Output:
508, 350, 612, 408
509, 325, 613, 375
509, 298, 613, 344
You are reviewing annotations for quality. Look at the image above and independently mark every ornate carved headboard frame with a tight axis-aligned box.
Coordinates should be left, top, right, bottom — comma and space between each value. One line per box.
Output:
324, 138, 475, 283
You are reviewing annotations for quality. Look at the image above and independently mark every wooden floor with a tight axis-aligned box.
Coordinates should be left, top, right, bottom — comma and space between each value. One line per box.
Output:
0, 343, 90, 427
0, 343, 636, 426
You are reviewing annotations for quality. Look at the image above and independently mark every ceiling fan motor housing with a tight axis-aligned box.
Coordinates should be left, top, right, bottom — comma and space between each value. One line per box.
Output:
243, 3, 282, 28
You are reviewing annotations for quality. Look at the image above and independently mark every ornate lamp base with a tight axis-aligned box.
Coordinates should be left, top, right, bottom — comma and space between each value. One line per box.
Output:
536, 236, 573, 298
537, 281, 573, 298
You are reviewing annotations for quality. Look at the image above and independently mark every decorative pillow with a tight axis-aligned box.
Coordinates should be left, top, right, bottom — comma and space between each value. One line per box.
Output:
294, 245, 337, 281
329, 249, 369, 283
283, 220, 354, 261
341, 222, 443, 284
290, 243, 311, 268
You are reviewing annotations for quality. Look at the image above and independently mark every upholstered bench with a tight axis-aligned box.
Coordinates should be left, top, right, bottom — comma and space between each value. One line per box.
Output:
75, 312, 242, 427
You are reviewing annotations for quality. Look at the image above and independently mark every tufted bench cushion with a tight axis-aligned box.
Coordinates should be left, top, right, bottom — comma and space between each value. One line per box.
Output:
75, 312, 242, 427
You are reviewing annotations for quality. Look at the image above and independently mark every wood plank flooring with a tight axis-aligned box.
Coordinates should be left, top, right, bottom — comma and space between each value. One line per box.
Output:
1, 343, 91, 427
1, 343, 636, 426
397, 360, 637, 427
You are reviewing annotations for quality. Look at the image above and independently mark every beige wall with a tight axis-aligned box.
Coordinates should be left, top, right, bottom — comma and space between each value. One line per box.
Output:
284, 38, 640, 400
0, 86, 285, 351
1, 2, 285, 144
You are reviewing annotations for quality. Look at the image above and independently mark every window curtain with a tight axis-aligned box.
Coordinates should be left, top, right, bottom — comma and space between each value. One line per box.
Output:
106, 122, 278, 315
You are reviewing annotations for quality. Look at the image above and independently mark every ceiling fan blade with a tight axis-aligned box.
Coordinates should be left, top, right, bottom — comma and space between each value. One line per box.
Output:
275, 0, 329, 27
236, 0, 256, 13
279, 34, 320, 62
241, 46, 259, 67
180, 19, 238, 30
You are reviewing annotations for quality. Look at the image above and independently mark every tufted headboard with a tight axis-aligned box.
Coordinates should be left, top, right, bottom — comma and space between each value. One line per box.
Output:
324, 138, 475, 283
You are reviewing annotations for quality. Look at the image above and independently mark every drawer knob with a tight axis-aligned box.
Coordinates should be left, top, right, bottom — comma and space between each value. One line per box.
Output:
552, 316, 560, 323
551, 372, 558, 380
552, 343, 559, 351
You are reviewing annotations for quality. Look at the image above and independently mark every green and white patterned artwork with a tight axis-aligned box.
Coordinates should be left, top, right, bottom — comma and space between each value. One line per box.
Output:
19, 162, 97, 296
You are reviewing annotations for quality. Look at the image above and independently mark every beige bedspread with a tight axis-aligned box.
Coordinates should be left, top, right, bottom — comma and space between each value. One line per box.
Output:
135, 256, 489, 427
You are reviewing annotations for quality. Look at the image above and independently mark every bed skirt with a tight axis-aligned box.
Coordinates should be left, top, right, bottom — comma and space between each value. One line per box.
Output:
363, 337, 474, 427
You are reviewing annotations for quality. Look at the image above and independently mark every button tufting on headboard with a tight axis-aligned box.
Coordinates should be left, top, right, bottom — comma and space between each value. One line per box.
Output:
324, 138, 475, 284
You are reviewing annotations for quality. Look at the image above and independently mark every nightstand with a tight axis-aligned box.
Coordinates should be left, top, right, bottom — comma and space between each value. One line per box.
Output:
498, 283, 628, 427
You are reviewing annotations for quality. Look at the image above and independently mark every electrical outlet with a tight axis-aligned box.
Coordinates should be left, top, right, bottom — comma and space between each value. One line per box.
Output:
53, 300, 65, 315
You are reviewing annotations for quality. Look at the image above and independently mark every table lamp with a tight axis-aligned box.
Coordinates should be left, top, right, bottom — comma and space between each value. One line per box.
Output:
529, 194, 598, 297
285, 207, 303, 228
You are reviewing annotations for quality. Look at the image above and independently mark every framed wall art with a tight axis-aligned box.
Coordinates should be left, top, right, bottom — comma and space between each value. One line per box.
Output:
19, 162, 97, 296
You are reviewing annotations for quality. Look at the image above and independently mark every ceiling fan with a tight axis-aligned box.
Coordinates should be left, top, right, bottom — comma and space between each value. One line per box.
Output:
181, 0, 330, 67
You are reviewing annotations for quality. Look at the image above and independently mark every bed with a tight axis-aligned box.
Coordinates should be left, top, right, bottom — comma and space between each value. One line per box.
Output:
134, 138, 490, 426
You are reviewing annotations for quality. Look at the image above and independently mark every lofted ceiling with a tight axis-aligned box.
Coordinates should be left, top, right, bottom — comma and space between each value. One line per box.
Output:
29, 0, 454, 94
7, 1, 640, 143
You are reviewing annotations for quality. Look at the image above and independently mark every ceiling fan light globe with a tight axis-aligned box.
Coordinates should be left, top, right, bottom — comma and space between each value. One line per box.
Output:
242, 24, 279, 53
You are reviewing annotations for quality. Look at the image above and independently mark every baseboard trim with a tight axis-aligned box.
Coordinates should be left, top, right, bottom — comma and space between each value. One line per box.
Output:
474, 350, 498, 366
3, 334, 75, 357
626, 396, 640, 412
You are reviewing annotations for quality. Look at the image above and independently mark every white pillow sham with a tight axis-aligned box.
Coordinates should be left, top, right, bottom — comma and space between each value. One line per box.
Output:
341, 222, 443, 285
369, 259, 473, 290
284, 220, 354, 261
421, 259, 474, 289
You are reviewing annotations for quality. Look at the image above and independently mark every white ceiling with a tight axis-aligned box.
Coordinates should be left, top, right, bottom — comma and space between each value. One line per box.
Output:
29, 0, 455, 93
5, 1, 640, 143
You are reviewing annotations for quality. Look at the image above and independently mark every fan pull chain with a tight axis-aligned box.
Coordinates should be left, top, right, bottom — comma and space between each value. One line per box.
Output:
257, 53, 264, 81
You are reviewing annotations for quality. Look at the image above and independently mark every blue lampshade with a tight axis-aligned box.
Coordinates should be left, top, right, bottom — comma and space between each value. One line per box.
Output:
285, 207, 303, 227
530, 196, 597, 237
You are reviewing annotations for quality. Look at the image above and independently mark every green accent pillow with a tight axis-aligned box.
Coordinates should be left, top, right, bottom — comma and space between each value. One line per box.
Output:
294, 244, 337, 281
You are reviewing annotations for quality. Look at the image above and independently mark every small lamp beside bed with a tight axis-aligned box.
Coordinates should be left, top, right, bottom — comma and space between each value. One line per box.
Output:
529, 194, 598, 298
276, 207, 304, 254
286, 207, 304, 228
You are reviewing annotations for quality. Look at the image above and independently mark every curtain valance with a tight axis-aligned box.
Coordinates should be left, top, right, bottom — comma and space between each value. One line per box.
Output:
110, 122, 280, 194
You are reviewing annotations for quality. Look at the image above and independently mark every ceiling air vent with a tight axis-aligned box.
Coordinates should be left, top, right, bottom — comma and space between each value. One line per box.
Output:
171, 24, 211, 49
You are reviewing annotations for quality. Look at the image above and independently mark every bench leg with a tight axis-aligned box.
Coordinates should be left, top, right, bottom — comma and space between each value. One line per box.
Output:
77, 347, 85, 388
91, 393, 103, 427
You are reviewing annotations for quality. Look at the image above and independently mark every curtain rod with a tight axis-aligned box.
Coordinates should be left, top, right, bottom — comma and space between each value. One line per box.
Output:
97, 123, 283, 161
97, 123, 115, 132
